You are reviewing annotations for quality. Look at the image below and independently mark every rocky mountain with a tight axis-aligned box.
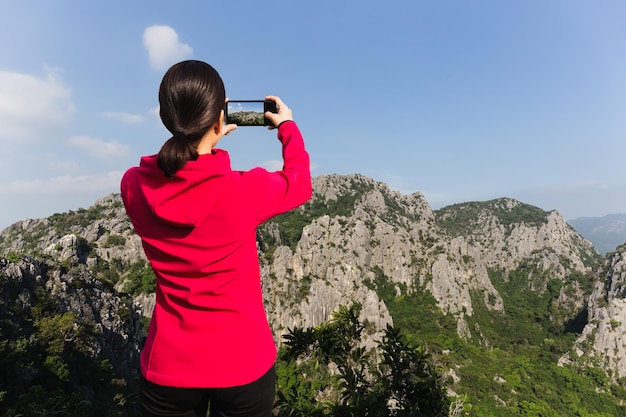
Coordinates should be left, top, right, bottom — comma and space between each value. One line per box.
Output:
568, 214, 626, 255
1, 173, 625, 415
0, 254, 143, 414
258, 175, 599, 345
561, 243, 626, 381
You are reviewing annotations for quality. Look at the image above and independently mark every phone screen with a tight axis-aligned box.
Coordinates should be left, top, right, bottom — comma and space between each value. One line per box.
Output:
225, 100, 276, 126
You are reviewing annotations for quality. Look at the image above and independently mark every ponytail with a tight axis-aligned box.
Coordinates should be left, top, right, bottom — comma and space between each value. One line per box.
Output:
156, 60, 226, 178
157, 129, 200, 178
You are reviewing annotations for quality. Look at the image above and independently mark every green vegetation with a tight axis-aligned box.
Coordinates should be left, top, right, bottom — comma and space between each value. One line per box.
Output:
380, 266, 626, 415
0, 267, 137, 416
122, 259, 156, 296
104, 234, 126, 247
275, 304, 451, 416
228, 111, 264, 125
0, 197, 123, 256
1, 179, 623, 416
363, 265, 402, 304
262, 179, 373, 252
387, 290, 460, 353
91, 255, 125, 286
436, 199, 549, 237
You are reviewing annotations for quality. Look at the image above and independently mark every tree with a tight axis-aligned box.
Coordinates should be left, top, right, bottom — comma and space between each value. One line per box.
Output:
275, 304, 451, 416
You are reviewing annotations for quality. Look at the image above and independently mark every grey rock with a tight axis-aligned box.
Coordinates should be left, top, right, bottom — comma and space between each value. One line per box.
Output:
563, 244, 626, 380
1, 174, 621, 383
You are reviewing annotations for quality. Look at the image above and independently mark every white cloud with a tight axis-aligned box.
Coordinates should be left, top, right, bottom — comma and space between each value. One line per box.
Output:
0, 171, 123, 196
562, 180, 609, 191
102, 111, 144, 124
143, 25, 193, 70
47, 158, 81, 172
0, 171, 124, 229
260, 160, 319, 173
0, 68, 74, 141
261, 160, 284, 171
68, 136, 131, 159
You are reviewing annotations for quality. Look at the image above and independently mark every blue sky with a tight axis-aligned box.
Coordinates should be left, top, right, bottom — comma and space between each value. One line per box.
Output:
1, 0, 625, 230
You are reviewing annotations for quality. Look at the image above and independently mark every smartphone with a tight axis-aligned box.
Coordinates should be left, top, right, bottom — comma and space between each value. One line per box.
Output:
225, 100, 277, 126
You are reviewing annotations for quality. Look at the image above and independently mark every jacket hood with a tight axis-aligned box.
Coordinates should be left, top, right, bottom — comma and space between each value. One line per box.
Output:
135, 150, 232, 228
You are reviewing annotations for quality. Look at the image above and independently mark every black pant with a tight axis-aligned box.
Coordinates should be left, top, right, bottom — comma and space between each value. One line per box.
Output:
140, 365, 276, 417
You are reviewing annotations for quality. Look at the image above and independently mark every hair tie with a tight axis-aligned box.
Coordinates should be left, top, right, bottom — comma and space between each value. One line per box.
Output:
174, 128, 188, 140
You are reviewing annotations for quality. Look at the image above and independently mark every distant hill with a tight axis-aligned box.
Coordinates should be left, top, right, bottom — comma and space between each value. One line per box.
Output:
568, 213, 626, 255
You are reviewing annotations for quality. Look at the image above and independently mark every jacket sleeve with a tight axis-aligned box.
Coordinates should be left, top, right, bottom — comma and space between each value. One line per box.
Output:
254, 121, 312, 224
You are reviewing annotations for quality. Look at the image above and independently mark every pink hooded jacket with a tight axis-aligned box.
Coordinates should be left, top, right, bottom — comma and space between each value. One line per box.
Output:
120, 121, 311, 388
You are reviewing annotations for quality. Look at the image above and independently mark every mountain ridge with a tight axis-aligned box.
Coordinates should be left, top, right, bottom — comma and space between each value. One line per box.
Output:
1, 173, 625, 415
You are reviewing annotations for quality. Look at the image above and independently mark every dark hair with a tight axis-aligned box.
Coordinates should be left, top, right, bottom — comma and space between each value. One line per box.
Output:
157, 60, 226, 178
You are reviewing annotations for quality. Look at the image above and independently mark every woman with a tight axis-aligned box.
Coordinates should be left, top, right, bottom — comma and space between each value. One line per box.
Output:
121, 60, 312, 417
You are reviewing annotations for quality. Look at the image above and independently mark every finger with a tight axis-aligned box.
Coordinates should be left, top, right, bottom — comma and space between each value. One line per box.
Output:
264, 111, 277, 126
265, 95, 286, 110
223, 124, 237, 135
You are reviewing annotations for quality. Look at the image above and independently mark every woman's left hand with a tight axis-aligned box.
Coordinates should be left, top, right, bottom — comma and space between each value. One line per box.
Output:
222, 123, 237, 136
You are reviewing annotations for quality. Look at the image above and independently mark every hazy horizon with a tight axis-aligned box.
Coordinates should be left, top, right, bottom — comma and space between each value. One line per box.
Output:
1, 1, 625, 229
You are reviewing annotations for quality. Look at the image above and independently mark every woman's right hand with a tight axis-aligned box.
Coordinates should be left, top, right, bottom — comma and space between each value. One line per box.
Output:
264, 96, 293, 129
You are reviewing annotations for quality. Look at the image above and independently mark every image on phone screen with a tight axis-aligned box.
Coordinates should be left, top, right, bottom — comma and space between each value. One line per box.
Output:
226, 101, 265, 126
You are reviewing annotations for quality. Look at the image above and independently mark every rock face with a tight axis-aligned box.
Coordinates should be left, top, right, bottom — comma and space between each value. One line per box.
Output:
0, 173, 621, 382
258, 177, 599, 347
0, 255, 143, 394
562, 244, 626, 380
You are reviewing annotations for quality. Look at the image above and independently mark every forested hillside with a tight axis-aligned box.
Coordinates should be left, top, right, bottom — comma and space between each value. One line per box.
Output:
1, 174, 625, 416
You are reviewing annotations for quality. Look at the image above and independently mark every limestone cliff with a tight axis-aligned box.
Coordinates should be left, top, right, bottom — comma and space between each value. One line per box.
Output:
0, 173, 616, 380
0, 255, 143, 401
258, 176, 600, 346
561, 244, 626, 380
